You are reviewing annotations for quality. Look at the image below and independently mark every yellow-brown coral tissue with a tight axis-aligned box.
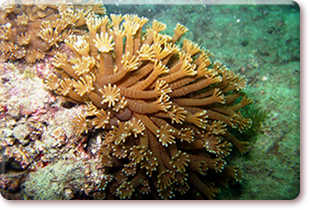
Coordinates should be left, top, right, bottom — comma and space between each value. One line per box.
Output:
2, 1, 253, 200
0, 0, 106, 63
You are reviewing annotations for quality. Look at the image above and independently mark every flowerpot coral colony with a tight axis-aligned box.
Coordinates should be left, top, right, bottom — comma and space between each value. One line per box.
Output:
0, 1, 253, 199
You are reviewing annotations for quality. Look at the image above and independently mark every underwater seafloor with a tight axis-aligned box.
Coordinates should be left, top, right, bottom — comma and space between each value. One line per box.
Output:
0, 3, 300, 200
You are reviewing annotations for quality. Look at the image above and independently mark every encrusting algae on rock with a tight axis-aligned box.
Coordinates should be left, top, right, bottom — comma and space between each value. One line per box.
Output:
1, 1, 253, 200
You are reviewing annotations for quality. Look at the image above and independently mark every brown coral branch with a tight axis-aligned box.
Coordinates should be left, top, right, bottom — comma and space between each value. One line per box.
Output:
127, 94, 171, 114
229, 96, 254, 111
113, 26, 125, 71
223, 131, 249, 154
130, 60, 168, 90
94, 32, 115, 77
133, 113, 159, 135
119, 80, 171, 99
98, 53, 139, 86
188, 172, 220, 200
86, 17, 102, 58
148, 130, 166, 172
172, 88, 225, 107
133, 16, 148, 56
172, 23, 188, 44
118, 63, 154, 88
123, 17, 140, 58
170, 74, 222, 97
160, 59, 196, 84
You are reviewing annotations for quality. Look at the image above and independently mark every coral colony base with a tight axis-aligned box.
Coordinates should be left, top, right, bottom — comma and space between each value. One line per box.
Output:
0, 1, 253, 200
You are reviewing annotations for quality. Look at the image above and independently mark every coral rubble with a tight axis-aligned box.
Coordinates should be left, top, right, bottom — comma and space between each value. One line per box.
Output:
22, 153, 104, 200
44, 10, 253, 199
0, 61, 105, 199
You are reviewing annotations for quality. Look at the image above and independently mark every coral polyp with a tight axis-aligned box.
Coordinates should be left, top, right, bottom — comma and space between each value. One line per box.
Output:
0, 0, 106, 63
43, 10, 253, 199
